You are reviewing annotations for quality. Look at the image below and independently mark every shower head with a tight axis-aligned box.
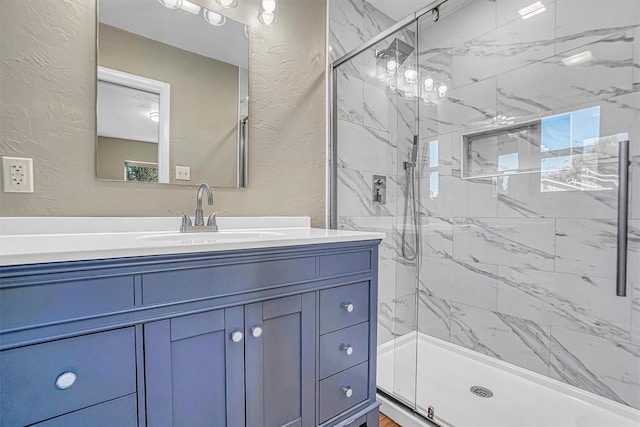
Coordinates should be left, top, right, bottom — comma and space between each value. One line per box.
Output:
376, 38, 415, 68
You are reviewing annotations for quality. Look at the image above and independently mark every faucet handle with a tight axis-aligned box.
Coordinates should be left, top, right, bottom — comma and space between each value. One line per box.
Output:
169, 210, 192, 232
206, 213, 219, 231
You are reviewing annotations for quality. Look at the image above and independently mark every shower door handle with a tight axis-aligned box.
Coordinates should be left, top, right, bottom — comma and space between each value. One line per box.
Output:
616, 140, 630, 297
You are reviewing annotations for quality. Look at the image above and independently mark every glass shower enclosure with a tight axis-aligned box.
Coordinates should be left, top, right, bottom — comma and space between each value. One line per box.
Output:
331, 0, 639, 423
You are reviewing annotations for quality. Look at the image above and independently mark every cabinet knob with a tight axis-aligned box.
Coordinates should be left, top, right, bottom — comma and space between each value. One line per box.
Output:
251, 325, 263, 338
230, 331, 244, 343
341, 386, 353, 398
341, 344, 354, 356
55, 372, 77, 390
342, 302, 354, 313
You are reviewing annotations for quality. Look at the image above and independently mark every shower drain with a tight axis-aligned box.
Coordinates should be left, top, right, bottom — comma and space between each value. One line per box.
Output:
470, 386, 493, 398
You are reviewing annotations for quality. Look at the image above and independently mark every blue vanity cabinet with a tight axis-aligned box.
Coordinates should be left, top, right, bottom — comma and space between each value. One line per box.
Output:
144, 307, 245, 427
244, 293, 316, 427
0, 239, 381, 427
144, 293, 316, 427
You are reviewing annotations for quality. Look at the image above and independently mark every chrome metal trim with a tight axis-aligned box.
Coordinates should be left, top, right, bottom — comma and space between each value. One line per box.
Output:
617, 140, 630, 297
330, 0, 446, 69
330, 65, 338, 229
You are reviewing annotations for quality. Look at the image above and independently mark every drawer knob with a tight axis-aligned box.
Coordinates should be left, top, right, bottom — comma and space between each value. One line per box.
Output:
230, 331, 244, 343
342, 302, 354, 313
55, 372, 77, 390
341, 344, 354, 356
251, 325, 263, 338
342, 386, 353, 398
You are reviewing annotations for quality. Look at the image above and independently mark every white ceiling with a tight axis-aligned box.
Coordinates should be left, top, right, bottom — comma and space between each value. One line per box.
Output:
366, 0, 434, 21
99, 0, 249, 69
97, 81, 160, 143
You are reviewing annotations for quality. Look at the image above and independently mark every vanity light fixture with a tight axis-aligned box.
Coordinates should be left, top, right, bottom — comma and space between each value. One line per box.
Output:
216, 0, 238, 8
561, 50, 594, 66
258, 0, 279, 26
203, 9, 227, 26
518, 1, 546, 19
178, 0, 202, 15
158, 0, 182, 9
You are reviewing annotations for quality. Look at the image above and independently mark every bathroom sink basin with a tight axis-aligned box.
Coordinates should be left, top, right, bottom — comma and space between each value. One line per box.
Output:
137, 230, 285, 243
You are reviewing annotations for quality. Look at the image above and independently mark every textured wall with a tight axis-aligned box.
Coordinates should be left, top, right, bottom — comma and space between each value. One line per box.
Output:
99, 23, 239, 187
97, 137, 157, 180
0, 0, 326, 226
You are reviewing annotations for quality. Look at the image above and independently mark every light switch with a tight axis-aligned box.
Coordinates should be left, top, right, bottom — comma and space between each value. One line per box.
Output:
175, 165, 191, 181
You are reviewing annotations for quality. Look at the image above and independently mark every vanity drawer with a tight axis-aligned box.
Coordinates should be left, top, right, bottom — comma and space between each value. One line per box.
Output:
319, 362, 369, 424
142, 256, 316, 304
319, 250, 371, 277
320, 322, 369, 379
0, 328, 136, 426
319, 282, 369, 334
0, 276, 135, 330
32, 394, 138, 427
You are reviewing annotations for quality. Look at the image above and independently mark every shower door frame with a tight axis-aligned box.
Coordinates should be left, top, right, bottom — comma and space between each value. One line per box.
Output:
328, 0, 445, 228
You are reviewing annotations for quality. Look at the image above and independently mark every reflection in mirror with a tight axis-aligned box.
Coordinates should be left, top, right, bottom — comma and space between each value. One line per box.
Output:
97, 0, 249, 187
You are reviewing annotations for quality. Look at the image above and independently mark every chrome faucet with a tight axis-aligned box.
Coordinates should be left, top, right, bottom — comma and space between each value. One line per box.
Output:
179, 183, 218, 232
195, 183, 213, 226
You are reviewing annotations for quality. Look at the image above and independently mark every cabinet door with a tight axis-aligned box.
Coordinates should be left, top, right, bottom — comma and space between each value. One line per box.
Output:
245, 293, 316, 427
144, 307, 245, 427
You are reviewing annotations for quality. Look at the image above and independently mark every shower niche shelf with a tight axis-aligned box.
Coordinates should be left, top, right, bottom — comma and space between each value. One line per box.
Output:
461, 120, 542, 180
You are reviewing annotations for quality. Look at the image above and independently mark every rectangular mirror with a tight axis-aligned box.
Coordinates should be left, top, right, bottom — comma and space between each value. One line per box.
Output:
97, 0, 249, 187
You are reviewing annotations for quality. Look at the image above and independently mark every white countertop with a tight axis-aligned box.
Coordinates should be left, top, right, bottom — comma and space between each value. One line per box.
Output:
0, 217, 384, 266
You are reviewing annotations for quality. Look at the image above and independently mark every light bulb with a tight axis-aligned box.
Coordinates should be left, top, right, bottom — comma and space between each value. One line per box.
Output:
203, 9, 226, 26
438, 84, 448, 97
148, 111, 159, 122
404, 69, 417, 83
262, 0, 277, 13
386, 60, 397, 72
216, 0, 238, 8
259, 11, 276, 26
158, 0, 182, 9
424, 78, 434, 91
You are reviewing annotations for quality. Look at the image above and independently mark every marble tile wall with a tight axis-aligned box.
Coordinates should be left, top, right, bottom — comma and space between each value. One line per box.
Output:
414, 0, 640, 410
329, 1, 419, 377
332, 0, 640, 410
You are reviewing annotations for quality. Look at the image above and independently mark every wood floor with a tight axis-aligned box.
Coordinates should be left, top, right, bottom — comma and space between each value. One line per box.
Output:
379, 412, 401, 427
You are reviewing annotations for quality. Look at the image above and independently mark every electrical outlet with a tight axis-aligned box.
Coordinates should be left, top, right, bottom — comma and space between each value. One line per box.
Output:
175, 165, 191, 181
3, 156, 34, 193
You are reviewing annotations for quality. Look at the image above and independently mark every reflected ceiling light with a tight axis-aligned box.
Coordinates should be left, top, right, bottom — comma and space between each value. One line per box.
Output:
158, 0, 182, 9
148, 111, 160, 122
203, 9, 226, 26
178, 0, 202, 14
561, 50, 594, 66
386, 60, 398, 72
438, 84, 448, 98
404, 69, 418, 84
518, 1, 546, 19
258, 0, 279, 26
424, 78, 434, 91
216, 0, 238, 8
